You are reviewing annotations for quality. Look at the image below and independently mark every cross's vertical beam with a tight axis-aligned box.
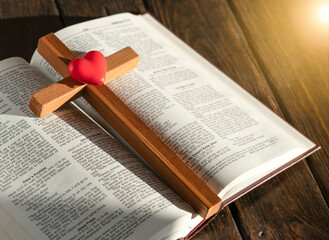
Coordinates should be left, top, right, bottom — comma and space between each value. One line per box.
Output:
31, 33, 221, 219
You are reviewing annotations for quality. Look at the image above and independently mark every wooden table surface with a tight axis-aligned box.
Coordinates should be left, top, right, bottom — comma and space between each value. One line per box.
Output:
1, 0, 328, 239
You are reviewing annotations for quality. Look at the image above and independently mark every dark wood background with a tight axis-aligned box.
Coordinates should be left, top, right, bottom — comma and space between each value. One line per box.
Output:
0, 0, 328, 239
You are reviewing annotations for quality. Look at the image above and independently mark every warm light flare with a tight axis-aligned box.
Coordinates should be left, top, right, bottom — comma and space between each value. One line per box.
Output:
318, 3, 329, 22
292, 1, 329, 46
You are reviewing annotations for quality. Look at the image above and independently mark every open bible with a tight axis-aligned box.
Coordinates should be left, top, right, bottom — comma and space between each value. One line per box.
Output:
0, 13, 319, 240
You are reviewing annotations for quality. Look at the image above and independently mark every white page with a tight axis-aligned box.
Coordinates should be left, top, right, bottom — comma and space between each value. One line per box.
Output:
0, 57, 202, 240
31, 13, 315, 199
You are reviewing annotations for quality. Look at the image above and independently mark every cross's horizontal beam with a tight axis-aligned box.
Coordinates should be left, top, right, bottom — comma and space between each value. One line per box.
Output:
29, 33, 221, 219
29, 33, 139, 117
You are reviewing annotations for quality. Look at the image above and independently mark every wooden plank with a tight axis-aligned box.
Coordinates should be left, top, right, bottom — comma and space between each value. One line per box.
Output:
102, 0, 146, 15
56, 0, 146, 26
227, 0, 329, 235
192, 209, 242, 240
228, 0, 329, 203
0, 0, 58, 18
55, 0, 107, 26
0, 0, 62, 60
146, 0, 329, 239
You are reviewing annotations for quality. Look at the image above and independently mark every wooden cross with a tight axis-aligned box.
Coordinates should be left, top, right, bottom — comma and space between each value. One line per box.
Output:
29, 33, 221, 219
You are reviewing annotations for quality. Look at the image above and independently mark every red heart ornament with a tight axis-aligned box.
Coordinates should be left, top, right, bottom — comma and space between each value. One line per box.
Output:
68, 51, 107, 85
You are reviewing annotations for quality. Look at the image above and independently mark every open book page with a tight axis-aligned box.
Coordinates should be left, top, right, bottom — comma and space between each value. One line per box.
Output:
0, 58, 202, 240
30, 13, 316, 201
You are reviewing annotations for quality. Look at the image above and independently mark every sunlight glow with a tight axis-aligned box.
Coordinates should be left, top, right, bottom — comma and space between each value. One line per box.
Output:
318, 3, 329, 22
